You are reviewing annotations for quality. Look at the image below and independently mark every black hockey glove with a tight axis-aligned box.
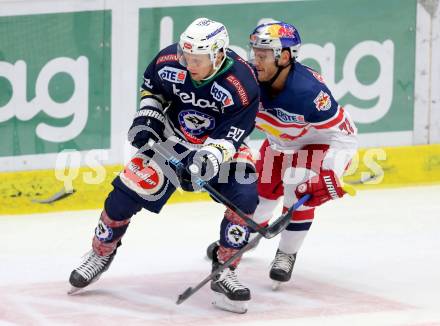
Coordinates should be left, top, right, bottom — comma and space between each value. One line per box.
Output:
128, 108, 165, 149
177, 148, 220, 192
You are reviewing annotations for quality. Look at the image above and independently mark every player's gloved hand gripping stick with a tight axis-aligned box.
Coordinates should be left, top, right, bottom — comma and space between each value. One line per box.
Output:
147, 139, 301, 240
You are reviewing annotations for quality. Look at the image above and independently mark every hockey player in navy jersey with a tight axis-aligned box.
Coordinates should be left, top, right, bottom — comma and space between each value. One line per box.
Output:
68, 18, 260, 313
206, 21, 358, 290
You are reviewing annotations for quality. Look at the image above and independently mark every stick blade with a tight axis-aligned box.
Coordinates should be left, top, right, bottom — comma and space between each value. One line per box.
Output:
265, 218, 290, 238
32, 187, 75, 204
176, 287, 194, 304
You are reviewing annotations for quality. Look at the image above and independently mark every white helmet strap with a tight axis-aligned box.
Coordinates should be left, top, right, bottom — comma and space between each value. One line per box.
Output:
203, 49, 226, 80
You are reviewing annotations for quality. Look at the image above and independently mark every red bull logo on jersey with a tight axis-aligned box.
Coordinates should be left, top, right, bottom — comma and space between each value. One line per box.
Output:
158, 66, 187, 84
314, 90, 332, 111
268, 24, 296, 38
211, 82, 234, 108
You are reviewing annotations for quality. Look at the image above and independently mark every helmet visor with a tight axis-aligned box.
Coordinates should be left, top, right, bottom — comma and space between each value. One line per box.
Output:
177, 44, 213, 69
248, 47, 276, 65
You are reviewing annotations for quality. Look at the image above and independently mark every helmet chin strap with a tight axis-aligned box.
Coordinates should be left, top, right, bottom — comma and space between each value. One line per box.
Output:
261, 60, 292, 88
202, 51, 226, 81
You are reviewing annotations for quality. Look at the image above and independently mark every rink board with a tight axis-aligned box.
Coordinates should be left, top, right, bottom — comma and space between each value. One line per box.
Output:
1, 144, 439, 215
2, 0, 440, 172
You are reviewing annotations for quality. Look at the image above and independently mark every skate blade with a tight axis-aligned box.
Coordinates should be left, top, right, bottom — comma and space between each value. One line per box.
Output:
272, 281, 281, 291
67, 273, 102, 295
212, 292, 248, 314
67, 286, 83, 295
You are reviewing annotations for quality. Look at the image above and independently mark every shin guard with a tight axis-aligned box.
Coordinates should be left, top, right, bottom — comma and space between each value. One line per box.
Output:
93, 210, 130, 256
217, 208, 251, 268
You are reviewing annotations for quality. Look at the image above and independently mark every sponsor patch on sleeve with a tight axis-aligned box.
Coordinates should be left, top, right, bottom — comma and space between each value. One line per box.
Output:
156, 54, 178, 64
143, 77, 153, 89
225, 74, 249, 107
307, 68, 326, 84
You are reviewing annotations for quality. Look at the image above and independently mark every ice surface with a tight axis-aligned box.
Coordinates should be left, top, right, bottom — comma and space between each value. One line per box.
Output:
1, 186, 440, 325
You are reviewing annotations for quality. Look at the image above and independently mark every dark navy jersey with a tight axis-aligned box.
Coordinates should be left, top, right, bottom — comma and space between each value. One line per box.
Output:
138, 44, 259, 160
255, 61, 357, 151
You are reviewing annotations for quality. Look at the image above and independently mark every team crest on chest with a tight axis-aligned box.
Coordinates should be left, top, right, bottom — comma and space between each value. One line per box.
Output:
178, 110, 215, 136
313, 90, 332, 111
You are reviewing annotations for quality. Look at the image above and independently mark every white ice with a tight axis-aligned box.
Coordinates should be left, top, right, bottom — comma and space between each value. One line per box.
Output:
1, 185, 440, 326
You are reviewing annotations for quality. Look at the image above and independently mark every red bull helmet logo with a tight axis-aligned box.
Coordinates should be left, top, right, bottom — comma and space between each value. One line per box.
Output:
268, 23, 296, 38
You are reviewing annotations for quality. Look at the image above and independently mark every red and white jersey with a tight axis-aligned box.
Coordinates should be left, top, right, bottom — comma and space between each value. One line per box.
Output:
255, 62, 358, 154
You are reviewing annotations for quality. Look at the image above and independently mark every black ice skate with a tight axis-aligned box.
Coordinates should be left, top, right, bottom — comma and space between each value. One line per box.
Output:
68, 243, 120, 295
211, 262, 250, 314
270, 249, 296, 290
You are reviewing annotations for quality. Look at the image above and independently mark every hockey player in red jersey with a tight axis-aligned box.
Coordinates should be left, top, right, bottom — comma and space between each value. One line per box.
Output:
250, 21, 358, 289
68, 18, 261, 313
206, 21, 358, 290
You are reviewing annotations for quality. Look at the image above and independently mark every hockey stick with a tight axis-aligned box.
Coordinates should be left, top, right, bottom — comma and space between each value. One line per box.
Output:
176, 194, 310, 305
148, 140, 299, 239
32, 187, 75, 203
344, 172, 383, 185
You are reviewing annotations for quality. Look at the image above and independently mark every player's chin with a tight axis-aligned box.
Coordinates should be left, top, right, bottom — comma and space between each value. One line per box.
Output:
256, 72, 269, 82
189, 71, 201, 81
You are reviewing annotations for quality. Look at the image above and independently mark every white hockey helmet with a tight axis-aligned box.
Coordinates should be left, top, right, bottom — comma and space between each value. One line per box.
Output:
178, 18, 229, 70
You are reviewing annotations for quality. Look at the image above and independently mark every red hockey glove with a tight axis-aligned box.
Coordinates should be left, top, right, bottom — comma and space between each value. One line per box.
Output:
295, 170, 345, 207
